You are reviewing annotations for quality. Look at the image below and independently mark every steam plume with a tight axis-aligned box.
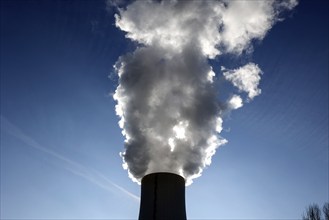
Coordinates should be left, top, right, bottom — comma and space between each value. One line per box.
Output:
111, 0, 297, 185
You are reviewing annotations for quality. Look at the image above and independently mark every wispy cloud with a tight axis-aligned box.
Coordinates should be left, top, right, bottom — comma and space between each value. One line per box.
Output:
222, 63, 263, 101
0, 115, 139, 202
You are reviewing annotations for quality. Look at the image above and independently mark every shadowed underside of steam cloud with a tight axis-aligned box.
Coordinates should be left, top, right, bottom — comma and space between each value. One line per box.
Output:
139, 172, 186, 220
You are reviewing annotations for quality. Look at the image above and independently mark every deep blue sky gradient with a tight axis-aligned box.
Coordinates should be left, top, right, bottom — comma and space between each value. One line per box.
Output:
1, 0, 328, 219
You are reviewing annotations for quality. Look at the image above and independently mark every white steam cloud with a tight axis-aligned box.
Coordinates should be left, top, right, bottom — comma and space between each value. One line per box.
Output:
227, 95, 243, 110
223, 63, 263, 100
111, 0, 297, 185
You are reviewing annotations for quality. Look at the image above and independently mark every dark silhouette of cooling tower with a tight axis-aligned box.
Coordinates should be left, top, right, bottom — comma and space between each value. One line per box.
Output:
138, 172, 187, 220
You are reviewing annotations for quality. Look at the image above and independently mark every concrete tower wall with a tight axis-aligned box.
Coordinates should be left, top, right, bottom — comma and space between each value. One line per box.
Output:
138, 172, 187, 220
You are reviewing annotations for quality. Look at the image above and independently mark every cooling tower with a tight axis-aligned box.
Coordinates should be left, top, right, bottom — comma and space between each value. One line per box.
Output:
138, 172, 187, 220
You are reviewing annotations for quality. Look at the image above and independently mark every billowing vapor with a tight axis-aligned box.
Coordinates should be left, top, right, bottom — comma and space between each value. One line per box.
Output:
111, 0, 297, 185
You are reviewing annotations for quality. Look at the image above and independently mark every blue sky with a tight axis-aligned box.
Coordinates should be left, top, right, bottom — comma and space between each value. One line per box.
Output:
1, 0, 328, 219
